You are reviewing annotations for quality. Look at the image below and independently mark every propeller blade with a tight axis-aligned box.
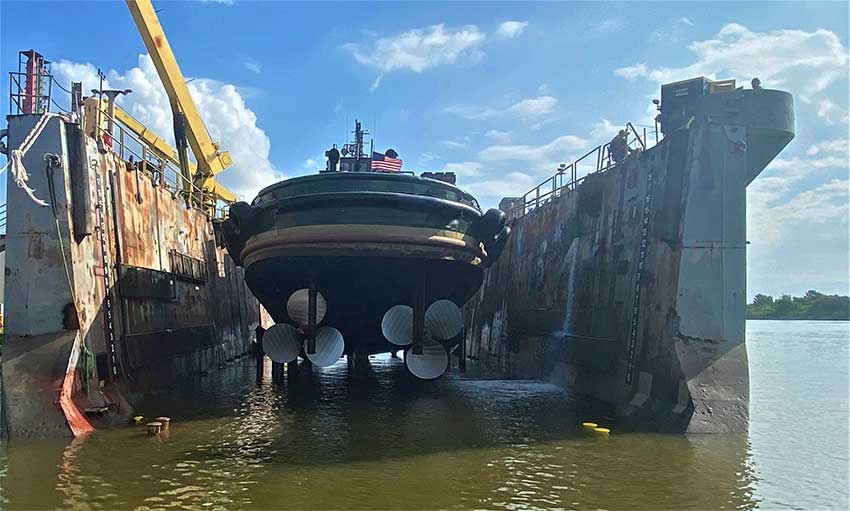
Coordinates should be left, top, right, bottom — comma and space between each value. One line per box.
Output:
262, 324, 300, 363
304, 326, 345, 367
286, 288, 327, 326
405, 339, 449, 380
381, 304, 413, 346
425, 299, 463, 341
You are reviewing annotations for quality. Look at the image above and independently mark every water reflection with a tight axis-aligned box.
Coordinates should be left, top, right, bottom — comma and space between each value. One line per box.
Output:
1, 355, 763, 510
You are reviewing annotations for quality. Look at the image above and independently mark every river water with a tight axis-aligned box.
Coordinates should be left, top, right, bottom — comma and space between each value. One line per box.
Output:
0, 320, 847, 510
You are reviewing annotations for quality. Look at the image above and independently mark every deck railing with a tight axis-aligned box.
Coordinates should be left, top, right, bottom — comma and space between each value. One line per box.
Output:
505, 122, 656, 220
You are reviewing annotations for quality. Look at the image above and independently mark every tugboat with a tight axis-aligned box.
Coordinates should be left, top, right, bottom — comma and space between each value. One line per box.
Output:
220, 120, 510, 378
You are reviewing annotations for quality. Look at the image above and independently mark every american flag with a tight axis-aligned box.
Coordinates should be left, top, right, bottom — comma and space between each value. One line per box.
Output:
370, 151, 403, 172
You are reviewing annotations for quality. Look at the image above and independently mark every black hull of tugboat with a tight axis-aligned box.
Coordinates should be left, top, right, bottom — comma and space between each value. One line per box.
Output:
245, 256, 481, 355
220, 172, 510, 362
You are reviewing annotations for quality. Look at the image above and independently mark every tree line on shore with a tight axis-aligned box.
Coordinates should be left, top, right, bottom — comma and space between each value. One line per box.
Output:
747, 290, 849, 320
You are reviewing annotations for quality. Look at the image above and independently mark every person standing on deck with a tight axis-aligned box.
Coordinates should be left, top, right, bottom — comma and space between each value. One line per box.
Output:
609, 129, 630, 164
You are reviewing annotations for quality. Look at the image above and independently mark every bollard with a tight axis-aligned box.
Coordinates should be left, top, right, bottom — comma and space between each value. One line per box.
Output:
154, 416, 171, 431
147, 421, 162, 435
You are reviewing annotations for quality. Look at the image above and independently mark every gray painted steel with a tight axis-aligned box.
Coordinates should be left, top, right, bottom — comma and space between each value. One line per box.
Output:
466, 82, 794, 432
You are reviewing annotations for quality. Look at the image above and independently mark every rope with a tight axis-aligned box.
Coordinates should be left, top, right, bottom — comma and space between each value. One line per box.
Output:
0, 112, 66, 207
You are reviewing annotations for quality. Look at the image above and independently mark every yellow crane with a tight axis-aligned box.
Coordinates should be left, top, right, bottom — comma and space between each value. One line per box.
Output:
111, 105, 237, 202
124, 0, 236, 207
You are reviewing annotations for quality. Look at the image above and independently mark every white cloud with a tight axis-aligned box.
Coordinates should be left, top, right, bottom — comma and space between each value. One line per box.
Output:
496, 21, 528, 39
817, 99, 849, 125
615, 24, 849, 105
444, 161, 484, 177
769, 147, 848, 174
419, 152, 440, 164
485, 129, 511, 143
748, 136, 849, 248
478, 134, 589, 163
805, 138, 848, 156
444, 95, 558, 121
440, 137, 470, 150
590, 118, 623, 139
53, 54, 279, 200
463, 172, 535, 199
508, 96, 558, 119
749, 178, 849, 246
594, 18, 623, 33
243, 58, 261, 74
344, 24, 486, 74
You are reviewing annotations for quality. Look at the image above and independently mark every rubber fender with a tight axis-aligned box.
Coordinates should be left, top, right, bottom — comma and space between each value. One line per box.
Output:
486, 225, 511, 264
228, 202, 254, 235
472, 208, 507, 241
220, 219, 244, 266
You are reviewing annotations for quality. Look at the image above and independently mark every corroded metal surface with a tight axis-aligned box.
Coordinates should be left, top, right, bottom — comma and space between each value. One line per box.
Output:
466, 86, 794, 433
2, 114, 262, 438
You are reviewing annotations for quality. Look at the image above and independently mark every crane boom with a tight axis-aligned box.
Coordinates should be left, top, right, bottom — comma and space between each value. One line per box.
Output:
112, 105, 238, 203
125, 0, 234, 199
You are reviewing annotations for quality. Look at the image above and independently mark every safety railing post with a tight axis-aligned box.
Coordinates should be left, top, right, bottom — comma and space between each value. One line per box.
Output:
119, 127, 125, 159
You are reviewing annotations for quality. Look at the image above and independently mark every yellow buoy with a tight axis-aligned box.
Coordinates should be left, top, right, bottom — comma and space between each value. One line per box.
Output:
581, 422, 598, 429
593, 427, 611, 435
133, 415, 144, 423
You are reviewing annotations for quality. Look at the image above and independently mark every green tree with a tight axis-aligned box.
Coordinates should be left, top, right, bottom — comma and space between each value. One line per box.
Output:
753, 294, 773, 306
747, 290, 850, 320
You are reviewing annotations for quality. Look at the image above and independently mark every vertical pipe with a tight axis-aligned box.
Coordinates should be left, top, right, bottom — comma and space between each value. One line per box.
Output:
459, 327, 467, 373
307, 279, 317, 355
412, 269, 426, 355
255, 326, 265, 382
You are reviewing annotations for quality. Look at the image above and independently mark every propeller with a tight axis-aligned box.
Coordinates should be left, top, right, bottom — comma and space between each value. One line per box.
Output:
262, 323, 300, 363
424, 299, 463, 340
304, 326, 345, 367
286, 288, 327, 326
405, 338, 449, 380
381, 300, 463, 346
381, 305, 414, 346
381, 299, 463, 379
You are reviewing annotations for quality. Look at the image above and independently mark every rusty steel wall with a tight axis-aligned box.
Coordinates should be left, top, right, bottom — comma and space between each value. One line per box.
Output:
89, 138, 261, 378
466, 124, 747, 433
2, 114, 261, 437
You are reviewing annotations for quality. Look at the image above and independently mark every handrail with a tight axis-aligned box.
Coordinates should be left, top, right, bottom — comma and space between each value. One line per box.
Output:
6, 65, 230, 221
505, 123, 657, 220
91, 105, 229, 219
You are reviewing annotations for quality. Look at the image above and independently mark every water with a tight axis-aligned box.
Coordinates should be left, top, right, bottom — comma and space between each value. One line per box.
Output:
0, 321, 847, 510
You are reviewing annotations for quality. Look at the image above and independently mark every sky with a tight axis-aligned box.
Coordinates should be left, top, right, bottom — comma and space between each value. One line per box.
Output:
0, 1, 848, 299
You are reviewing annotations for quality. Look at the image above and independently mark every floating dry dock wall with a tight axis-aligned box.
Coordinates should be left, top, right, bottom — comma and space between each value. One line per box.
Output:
2, 114, 260, 438
467, 82, 794, 433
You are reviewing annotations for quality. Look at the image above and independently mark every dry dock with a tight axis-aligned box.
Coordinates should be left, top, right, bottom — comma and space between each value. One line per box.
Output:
1, 58, 792, 438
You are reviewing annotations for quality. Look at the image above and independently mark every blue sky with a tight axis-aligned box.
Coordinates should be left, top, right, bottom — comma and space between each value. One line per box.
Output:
1, 1, 848, 298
